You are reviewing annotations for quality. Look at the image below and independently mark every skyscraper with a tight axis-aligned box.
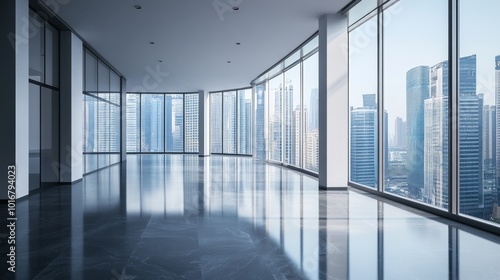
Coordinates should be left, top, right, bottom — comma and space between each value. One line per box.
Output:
406, 66, 430, 197
141, 95, 163, 152
255, 84, 266, 159
173, 96, 184, 152
210, 93, 223, 153
394, 117, 406, 149
350, 94, 378, 187
270, 84, 283, 161
424, 61, 449, 207
284, 81, 295, 165
309, 88, 319, 131
223, 92, 237, 153
483, 104, 496, 194
126, 94, 140, 152
423, 55, 483, 216
185, 94, 199, 153
495, 55, 500, 193
458, 55, 483, 217
165, 95, 173, 151
483, 105, 496, 167
292, 106, 301, 165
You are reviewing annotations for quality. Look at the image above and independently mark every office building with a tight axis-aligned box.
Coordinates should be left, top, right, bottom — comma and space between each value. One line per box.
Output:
350, 94, 378, 187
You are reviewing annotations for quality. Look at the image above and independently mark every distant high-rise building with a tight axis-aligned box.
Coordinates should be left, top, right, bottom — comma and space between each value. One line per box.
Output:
142, 95, 163, 152
244, 100, 253, 154
173, 96, 184, 152
424, 61, 449, 208
458, 55, 483, 217
165, 95, 173, 151
306, 128, 319, 172
292, 106, 301, 165
350, 94, 377, 187
255, 84, 266, 160
423, 55, 483, 216
495, 55, 500, 193
394, 117, 406, 149
270, 84, 283, 161
210, 93, 223, 153
483, 105, 496, 168
406, 66, 430, 197
126, 94, 140, 152
223, 92, 237, 153
185, 94, 199, 153
363, 93, 376, 108
284, 81, 295, 165
238, 92, 252, 154
309, 88, 319, 131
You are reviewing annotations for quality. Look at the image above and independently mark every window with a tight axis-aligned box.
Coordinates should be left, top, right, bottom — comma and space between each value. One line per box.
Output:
303, 53, 319, 172
459, 0, 500, 223
383, 0, 448, 207
251, 35, 319, 173
126, 93, 198, 154
223, 91, 237, 154
184, 94, 199, 153
255, 83, 267, 160
141, 94, 165, 152
126, 94, 140, 152
28, 10, 61, 190
268, 74, 283, 162
210, 89, 253, 155
83, 49, 122, 173
283, 64, 301, 167
349, 16, 378, 188
210, 92, 223, 153
237, 89, 253, 155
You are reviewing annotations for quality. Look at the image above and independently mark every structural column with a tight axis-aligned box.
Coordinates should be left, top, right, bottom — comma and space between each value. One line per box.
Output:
199, 90, 210, 156
0, 0, 29, 199
318, 13, 349, 190
60, 31, 84, 183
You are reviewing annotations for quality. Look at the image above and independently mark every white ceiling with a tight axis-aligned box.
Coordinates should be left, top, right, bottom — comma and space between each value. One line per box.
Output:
41, 0, 349, 92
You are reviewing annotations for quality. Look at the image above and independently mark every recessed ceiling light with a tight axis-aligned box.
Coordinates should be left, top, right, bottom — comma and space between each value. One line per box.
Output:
236, 42, 241, 45
149, 41, 155, 45
232, 6, 240, 11
227, 61, 231, 64
134, 4, 142, 10
158, 60, 163, 63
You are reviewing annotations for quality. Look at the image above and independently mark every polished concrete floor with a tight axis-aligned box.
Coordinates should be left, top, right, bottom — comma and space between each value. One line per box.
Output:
2, 154, 500, 279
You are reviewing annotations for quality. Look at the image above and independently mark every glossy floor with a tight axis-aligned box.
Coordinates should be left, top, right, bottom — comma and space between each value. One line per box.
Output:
2, 154, 500, 279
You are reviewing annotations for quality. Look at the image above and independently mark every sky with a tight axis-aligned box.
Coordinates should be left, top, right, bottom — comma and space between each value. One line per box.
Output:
349, 0, 500, 138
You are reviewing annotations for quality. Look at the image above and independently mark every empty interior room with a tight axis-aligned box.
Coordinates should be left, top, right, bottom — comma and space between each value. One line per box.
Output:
2, 0, 500, 279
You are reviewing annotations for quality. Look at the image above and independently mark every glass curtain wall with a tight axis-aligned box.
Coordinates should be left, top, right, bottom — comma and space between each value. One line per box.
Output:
28, 10, 60, 190
209, 88, 253, 155
349, 15, 378, 189
251, 36, 319, 173
459, 0, 500, 222
83, 49, 122, 174
348, 0, 500, 227
126, 93, 199, 153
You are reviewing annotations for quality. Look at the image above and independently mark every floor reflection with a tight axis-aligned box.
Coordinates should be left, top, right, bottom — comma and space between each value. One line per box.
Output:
3, 154, 500, 279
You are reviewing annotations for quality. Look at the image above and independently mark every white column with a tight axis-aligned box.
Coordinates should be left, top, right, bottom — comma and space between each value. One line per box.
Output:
60, 31, 83, 183
199, 90, 210, 156
318, 14, 349, 190
0, 0, 29, 199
